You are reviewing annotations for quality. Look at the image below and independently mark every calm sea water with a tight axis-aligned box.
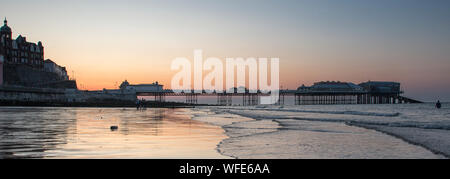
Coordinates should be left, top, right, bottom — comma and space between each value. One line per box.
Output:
0, 107, 228, 159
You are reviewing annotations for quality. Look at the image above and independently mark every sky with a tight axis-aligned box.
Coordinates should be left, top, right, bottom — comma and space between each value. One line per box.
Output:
1, 0, 449, 101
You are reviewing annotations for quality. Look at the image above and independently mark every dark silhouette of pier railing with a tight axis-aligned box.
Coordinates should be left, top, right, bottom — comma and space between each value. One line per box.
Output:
397, 96, 423, 104
293, 91, 416, 105
0, 85, 423, 106
135, 89, 422, 106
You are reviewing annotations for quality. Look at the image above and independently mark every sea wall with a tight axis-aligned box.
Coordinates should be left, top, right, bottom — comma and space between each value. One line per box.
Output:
65, 89, 137, 104
3, 64, 76, 89
0, 86, 137, 106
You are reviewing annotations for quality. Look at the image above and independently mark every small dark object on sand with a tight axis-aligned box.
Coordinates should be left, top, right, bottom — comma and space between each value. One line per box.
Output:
110, 126, 118, 131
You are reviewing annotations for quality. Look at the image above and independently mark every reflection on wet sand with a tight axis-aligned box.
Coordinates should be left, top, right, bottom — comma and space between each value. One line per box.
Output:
0, 107, 76, 158
0, 107, 228, 159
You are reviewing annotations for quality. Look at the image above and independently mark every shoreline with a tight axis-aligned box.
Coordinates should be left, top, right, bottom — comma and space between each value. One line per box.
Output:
189, 108, 255, 159
195, 106, 445, 159
348, 123, 450, 158
223, 106, 450, 158
0, 101, 217, 108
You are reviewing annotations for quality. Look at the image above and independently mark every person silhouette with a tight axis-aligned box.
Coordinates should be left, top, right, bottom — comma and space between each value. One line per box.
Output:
436, 100, 441, 109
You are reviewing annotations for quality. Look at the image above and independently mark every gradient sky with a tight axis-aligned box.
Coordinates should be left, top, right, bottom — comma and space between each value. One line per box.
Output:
1, 0, 449, 101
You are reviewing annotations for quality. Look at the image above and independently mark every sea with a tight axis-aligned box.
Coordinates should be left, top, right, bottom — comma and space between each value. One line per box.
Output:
1, 102, 449, 159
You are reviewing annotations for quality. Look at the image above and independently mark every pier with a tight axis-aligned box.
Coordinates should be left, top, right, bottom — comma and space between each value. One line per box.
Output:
131, 81, 422, 106
294, 81, 419, 105
0, 80, 423, 107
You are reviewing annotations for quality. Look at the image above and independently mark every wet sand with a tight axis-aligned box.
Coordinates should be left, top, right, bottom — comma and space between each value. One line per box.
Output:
0, 107, 229, 159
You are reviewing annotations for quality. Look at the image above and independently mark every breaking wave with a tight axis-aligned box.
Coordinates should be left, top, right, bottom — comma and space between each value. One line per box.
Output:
216, 107, 400, 117
224, 109, 450, 131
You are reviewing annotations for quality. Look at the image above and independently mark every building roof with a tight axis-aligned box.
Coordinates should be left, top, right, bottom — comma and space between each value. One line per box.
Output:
1, 19, 43, 47
44, 59, 55, 64
130, 83, 163, 87
0, 18, 11, 33
359, 81, 400, 85
358, 81, 401, 93
16, 35, 26, 43
297, 81, 364, 93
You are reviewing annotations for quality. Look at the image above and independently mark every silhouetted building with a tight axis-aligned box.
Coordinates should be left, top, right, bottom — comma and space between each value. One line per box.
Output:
0, 18, 75, 88
120, 80, 163, 92
1, 18, 44, 69
44, 59, 68, 80
297, 81, 364, 93
294, 81, 410, 105
358, 81, 401, 94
